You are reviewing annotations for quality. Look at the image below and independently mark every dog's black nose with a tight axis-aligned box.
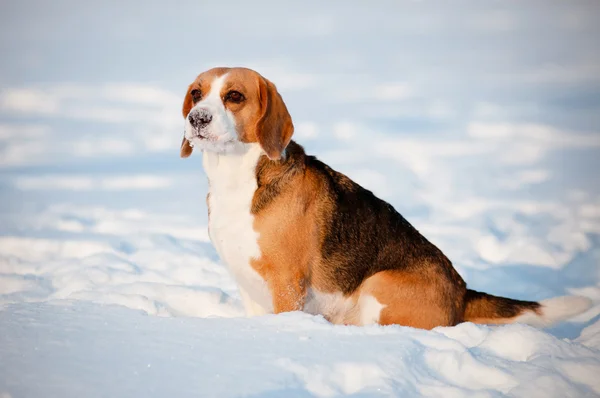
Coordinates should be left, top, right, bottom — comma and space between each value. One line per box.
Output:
188, 108, 212, 129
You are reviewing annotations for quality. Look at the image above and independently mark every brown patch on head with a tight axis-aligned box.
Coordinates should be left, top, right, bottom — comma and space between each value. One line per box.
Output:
182, 67, 231, 118
209, 68, 294, 160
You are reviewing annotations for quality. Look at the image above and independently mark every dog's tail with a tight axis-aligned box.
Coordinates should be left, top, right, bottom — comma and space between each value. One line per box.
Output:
463, 289, 592, 328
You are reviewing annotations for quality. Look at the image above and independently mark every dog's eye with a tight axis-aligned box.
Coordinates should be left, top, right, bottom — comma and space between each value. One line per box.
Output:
225, 90, 245, 104
190, 89, 202, 102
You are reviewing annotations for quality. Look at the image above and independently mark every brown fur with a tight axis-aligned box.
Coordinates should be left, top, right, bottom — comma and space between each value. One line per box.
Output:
180, 136, 193, 158
250, 142, 470, 328
250, 145, 314, 312
254, 77, 294, 160
181, 67, 544, 330
358, 270, 454, 329
248, 140, 540, 329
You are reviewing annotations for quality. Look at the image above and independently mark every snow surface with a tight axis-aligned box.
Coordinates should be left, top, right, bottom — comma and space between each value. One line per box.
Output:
1, 0, 600, 397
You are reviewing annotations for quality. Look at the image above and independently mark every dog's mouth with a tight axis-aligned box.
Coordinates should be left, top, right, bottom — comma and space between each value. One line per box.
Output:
187, 128, 211, 142
190, 129, 207, 139
186, 126, 239, 149
187, 130, 235, 147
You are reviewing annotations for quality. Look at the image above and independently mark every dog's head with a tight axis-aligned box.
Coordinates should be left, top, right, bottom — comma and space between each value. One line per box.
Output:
180, 67, 294, 160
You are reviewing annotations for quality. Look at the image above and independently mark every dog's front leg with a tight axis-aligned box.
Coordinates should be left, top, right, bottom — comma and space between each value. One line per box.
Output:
268, 273, 306, 314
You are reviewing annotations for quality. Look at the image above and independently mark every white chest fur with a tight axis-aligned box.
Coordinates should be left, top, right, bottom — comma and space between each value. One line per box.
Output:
203, 144, 273, 315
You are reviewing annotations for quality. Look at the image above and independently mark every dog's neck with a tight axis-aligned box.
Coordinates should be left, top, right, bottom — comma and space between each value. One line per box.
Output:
201, 140, 307, 214
202, 143, 263, 191
252, 141, 307, 213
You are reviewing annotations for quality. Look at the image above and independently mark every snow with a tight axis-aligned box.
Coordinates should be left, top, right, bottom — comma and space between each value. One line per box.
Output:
2, 303, 600, 398
1, 0, 600, 396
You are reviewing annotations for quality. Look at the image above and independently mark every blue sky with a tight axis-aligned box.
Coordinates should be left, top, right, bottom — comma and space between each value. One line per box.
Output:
0, 0, 599, 298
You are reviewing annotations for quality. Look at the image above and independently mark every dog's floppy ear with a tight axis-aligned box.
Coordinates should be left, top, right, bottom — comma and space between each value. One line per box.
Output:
180, 136, 193, 158
255, 77, 294, 160
180, 84, 194, 158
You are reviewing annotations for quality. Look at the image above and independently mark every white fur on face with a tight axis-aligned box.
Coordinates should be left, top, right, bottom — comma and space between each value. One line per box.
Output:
184, 73, 245, 154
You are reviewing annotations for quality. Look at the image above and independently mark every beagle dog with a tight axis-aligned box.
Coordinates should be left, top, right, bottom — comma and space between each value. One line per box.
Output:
180, 67, 591, 329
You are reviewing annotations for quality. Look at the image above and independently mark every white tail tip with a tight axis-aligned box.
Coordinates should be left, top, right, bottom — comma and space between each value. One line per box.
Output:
515, 296, 592, 328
